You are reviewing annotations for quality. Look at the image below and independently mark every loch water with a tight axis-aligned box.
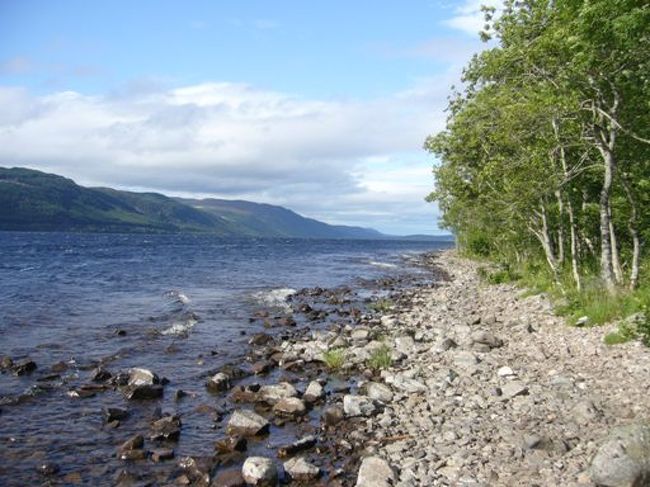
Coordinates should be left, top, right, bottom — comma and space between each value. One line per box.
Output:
0, 231, 452, 484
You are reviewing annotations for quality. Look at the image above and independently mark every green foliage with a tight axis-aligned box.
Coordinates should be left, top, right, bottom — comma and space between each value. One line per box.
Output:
366, 344, 392, 371
368, 299, 394, 314
322, 348, 346, 370
477, 263, 520, 284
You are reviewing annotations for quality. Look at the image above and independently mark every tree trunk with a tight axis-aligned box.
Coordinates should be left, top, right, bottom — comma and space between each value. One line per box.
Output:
621, 175, 641, 290
608, 204, 623, 284
567, 198, 581, 291
530, 204, 560, 285
555, 190, 565, 264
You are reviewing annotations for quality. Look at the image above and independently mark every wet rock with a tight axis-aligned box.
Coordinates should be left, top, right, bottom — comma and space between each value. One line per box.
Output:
343, 395, 378, 417
123, 384, 163, 400
118, 449, 147, 461
174, 389, 188, 401
151, 448, 174, 462
591, 424, 650, 487
227, 409, 270, 436
277, 435, 317, 458
230, 384, 260, 403
12, 358, 37, 376
251, 360, 273, 375
284, 456, 320, 481
356, 456, 395, 487
241, 456, 278, 486
215, 436, 248, 454
322, 405, 345, 426
104, 407, 129, 423
272, 397, 307, 418
364, 382, 393, 403
206, 372, 231, 393
128, 367, 159, 386
277, 316, 296, 327
150, 415, 182, 441
119, 434, 144, 452
258, 382, 297, 405
212, 469, 247, 487
303, 381, 324, 403
37, 462, 60, 476
0, 356, 13, 370
91, 367, 112, 382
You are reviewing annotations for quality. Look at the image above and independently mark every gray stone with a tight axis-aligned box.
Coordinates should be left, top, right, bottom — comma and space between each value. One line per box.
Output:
303, 381, 324, 403
470, 330, 503, 349
128, 368, 159, 386
283, 456, 320, 481
241, 456, 278, 486
322, 405, 344, 426
206, 372, 231, 393
356, 456, 396, 487
343, 395, 378, 417
272, 397, 306, 418
394, 335, 415, 354
501, 381, 529, 399
591, 424, 650, 487
364, 382, 394, 403
227, 409, 270, 436
258, 382, 297, 405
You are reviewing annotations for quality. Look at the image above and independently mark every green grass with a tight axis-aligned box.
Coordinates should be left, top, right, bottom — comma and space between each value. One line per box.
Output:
366, 344, 393, 371
368, 298, 394, 313
322, 348, 346, 370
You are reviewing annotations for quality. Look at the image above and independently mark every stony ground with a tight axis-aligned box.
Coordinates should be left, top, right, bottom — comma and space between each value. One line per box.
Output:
356, 250, 650, 486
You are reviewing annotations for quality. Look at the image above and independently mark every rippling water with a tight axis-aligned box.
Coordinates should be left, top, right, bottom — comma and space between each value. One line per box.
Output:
0, 232, 452, 484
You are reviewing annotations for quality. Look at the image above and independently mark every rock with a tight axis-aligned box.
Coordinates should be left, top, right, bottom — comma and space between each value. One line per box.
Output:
0, 356, 14, 370
215, 436, 248, 454
277, 435, 317, 458
119, 434, 144, 452
251, 361, 272, 375
227, 409, 270, 436
127, 368, 159, 386
351, 328, 370, 342
470, 330, 504, 349
591, 424, 650, 487
123, 384, 163, 400
212, 469, 247, 487
497, 366, 516, 377
258, 382, 297, 405
343, 395, 378, 417
501, 381, 529, 399
206, 372, 231, 393
12, 359, 37, 376
303, 381, 324, 403
322, 405, 344, 426
91, 367, 112, 382
241, 456, 278, 486
272, 397, 307, 418
119, 449, 147, 461
230, 384, 261, 403
284, 456, 320, 481
356, 456, 396, 487
395, 335, 415, 354
452, 351, 480, 372
37, 462, 60, 476
151, 448, 174, 462
439, 337, 458, 351
364, 382, 394, 403
104, 407, 129, 423
150, 415, 181, 441
575, 316, 589, 327
385, 373, 428, 393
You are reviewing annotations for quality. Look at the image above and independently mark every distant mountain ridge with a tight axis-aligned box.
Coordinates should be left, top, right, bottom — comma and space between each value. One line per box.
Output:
0, 167, 433, 239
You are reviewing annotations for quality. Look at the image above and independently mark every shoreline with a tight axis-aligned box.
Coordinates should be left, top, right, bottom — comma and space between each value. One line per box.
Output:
2, 248, 649, 485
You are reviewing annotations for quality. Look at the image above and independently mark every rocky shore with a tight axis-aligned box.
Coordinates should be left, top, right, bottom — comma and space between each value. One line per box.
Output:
2, 250, 649, 486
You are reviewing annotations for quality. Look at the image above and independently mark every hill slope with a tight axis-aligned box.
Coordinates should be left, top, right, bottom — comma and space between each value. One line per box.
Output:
0, 167, 384, 238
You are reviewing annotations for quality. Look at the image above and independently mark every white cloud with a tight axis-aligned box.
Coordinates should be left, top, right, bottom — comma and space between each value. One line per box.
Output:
443, 0, 501, 37
0, 79, 451, 234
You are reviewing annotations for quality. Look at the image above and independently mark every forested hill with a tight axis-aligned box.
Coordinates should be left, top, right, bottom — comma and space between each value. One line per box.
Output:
426, 1, 649, 335
0, 167, 386, 238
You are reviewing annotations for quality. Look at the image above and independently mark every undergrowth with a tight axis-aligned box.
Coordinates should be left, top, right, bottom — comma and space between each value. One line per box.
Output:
367, 344, 393, 370
322, 348, 346, 370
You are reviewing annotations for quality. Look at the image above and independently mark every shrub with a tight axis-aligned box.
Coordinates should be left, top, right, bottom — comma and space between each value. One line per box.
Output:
368, 298, 393, 313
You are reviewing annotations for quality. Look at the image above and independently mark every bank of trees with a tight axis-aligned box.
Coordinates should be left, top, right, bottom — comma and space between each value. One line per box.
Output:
427, 0, 650, 301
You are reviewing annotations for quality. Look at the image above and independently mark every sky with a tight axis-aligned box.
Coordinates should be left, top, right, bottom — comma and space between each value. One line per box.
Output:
0, 0, 497, 235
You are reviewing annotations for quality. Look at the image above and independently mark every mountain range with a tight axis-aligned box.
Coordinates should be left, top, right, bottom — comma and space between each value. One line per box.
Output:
0, 167, 449, 240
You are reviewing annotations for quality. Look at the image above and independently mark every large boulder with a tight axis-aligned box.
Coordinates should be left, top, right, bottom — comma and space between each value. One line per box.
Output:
241, 456, 278, 486
356, 456, 396, 487
227, 409, 270, 436
591, 424, 650, 486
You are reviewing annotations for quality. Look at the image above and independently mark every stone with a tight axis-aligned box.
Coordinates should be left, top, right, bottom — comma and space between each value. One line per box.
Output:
127, 368, 159, 386
12, 359, 37, 376
501, 381, 529, 399
277, 435, 317, 458
227, 409, 270, 436
303, 381, 324, 403
206, 372, 231, 393
497, 366, 516, 377
591, 424, 650, 487
284, 456, 320, 481
119, 434, 144, 452
575, 316, 589, 327
470, 330, 504, 349
364, 382, 394, 403
104, 407, 129, 423
241, 456, 278, 486
212, 469, 246, 487
356, 456, 396, 487
123, 384, 163, 400
215, 436, 248, 454
385, 373, 428, 393
322, 405, 344, 426
395, 335, 415, 354
37, 463, 60, 476
150, 415, 181, 441
351, 328, 370, 342
440, 337, 458, 351
343, 395, 378, 417
151, 448, 174, 462
258, 382, 297, 405
91, 367, 112, 382
272, 397, 307, 418
251, 361, 272, 375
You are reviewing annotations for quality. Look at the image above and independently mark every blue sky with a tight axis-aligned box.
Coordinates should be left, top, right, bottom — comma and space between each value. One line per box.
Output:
0, 0, 496, 235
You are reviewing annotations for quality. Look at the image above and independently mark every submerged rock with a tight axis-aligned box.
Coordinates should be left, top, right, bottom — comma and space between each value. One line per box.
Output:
12, 359, 37, 376
150, 415, 181, 441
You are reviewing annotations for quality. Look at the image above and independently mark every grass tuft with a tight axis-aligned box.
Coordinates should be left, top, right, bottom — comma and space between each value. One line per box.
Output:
367, 344, 393, 370
322, 348, 346, 370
